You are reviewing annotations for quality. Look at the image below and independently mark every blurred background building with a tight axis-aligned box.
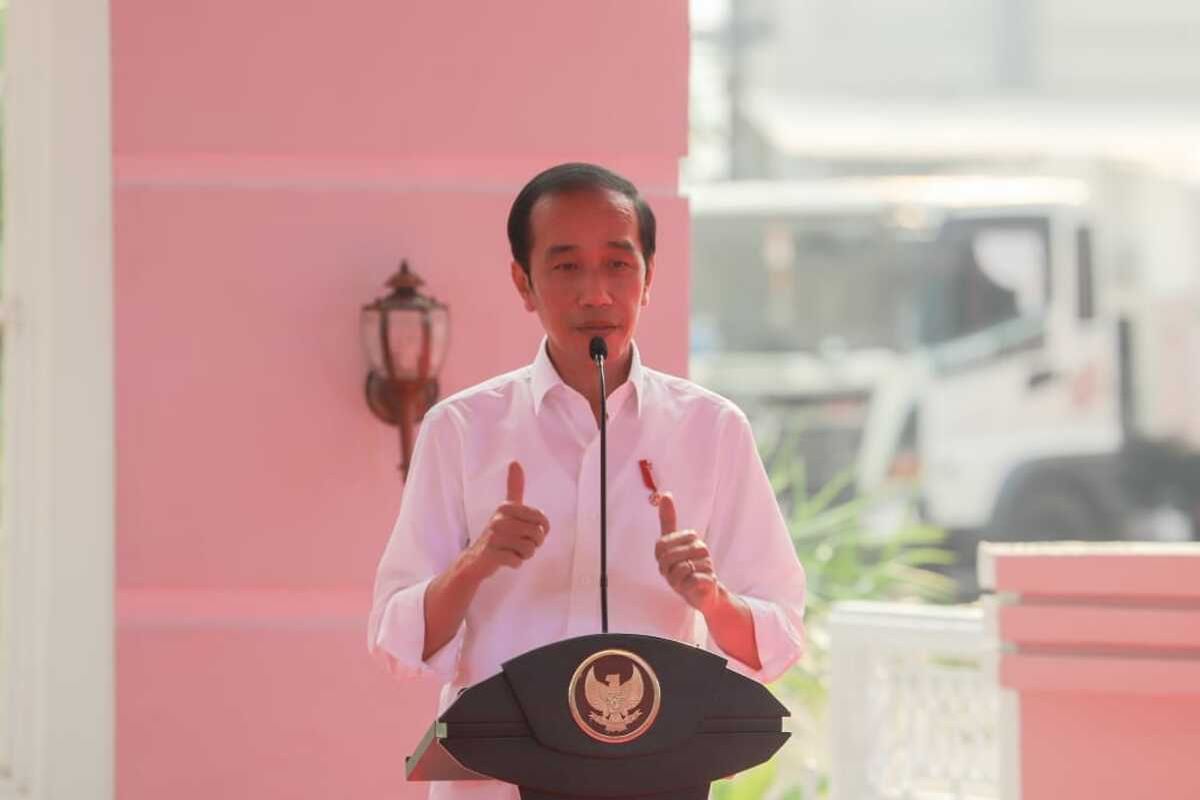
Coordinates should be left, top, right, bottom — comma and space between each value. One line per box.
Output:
687, 0, 1200, 594
689, 0, 1200, 181
685, 8, 1200, 799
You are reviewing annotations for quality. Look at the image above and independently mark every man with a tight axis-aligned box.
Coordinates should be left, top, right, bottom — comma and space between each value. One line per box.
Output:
369, 163, 806, 800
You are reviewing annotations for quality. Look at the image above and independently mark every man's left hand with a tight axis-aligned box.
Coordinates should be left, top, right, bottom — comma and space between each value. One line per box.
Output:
654, 492, 719, 613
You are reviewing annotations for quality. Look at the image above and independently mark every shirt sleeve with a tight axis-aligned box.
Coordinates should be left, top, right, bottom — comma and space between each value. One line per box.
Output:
703, 405, 807, 683
367, 403, 470, 681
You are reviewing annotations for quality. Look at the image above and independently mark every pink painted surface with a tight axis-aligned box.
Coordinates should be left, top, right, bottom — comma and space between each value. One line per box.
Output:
111, 1, 690, 798
986, 545, 1200, 799
114, 155, 685, 195
117, 597, 443, 799
999, 605, 1200, 651
111, 1, 688, 157
992, 551, 1200, 599
1000, 653, 1200, 695
1018, 693, 1200, 800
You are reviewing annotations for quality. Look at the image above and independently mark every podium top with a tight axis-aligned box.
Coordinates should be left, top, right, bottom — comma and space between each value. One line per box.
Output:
408, 633, 791, 797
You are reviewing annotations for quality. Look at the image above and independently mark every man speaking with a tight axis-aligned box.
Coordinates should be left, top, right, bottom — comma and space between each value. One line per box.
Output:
368, 163, 807, 799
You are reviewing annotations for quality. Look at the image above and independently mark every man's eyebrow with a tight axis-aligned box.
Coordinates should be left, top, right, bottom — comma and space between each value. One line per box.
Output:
543, 241, 636, 257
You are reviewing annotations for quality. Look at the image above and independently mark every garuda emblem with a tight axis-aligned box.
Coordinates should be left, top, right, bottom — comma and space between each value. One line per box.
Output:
585, 666, 644, 732
568, 649, 661, 743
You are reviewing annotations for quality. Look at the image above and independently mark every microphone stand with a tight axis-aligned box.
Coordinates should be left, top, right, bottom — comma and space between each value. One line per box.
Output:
590, 337, 609, 634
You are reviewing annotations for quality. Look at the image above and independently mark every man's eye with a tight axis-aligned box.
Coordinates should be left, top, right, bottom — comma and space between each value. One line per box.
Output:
554, 262, 578, 271
609, 260, 631, 269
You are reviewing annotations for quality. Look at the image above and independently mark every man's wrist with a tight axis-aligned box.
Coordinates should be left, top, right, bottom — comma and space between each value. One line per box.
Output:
699, 583, 763, 671
698, 581, 737, 622
449, 548, 488, 594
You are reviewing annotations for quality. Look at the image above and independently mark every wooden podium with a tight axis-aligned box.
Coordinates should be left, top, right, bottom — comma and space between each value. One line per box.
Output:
406, 632, 790, 800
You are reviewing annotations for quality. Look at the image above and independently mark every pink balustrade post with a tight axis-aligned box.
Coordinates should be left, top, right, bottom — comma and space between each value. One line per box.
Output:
980, 542, 1200, 800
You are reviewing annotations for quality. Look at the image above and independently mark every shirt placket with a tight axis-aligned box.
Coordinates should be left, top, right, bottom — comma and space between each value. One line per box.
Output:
561, 384, 637, 639
562, 393, 602, 638
565, 439, 603, 637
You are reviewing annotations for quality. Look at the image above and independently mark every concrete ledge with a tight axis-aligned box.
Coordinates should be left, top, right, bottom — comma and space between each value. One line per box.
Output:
1000, 652, 1200, 695
978, 541, 1200, 598
999, 605, 1200, 651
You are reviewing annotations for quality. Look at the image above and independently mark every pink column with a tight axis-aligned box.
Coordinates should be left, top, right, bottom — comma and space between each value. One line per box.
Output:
981, 543, 1200, 800
111, 3, 689, 798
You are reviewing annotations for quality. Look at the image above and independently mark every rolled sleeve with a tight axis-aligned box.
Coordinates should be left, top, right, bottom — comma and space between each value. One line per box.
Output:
704, 406, 808, 683
706, 594, 806, 683
373, 577, 465, 680
367, 404, 469, 680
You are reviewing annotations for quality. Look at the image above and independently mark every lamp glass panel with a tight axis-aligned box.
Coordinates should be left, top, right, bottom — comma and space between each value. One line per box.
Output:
426, 307, 450, 375
383, 308, 429, 380
360, 307, 388, 374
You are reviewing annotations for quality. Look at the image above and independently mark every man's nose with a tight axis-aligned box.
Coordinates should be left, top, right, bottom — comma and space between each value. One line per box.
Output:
579, 270, 613, 306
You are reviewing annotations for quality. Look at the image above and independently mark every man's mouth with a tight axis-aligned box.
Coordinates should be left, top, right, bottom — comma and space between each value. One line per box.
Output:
576, 323, 619, 333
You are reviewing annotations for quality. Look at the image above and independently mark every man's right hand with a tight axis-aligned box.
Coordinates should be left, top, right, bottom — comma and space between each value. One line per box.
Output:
422, 461, 550, 660
461, 461, 551, 580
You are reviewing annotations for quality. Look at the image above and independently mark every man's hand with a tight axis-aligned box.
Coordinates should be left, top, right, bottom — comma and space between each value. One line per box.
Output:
651, 490, 763, 671
462, 461, 551, 581
654, 492, 720, 613
421, 461, 550, 660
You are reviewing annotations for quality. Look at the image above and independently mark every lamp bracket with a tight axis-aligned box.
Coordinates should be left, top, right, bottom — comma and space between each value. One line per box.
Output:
364, 371, 440, 426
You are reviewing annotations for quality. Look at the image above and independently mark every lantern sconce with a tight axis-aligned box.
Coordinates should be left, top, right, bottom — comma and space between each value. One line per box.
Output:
361, 259, 449, 476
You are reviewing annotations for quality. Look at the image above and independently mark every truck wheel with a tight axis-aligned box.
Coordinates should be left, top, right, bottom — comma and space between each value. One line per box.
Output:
991, 486, 1113, 542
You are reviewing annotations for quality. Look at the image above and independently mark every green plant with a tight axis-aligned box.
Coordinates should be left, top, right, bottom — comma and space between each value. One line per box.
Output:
712, 423, 957, 800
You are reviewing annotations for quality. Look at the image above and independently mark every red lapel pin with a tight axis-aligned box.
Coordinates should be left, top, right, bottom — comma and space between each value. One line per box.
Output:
638, 459, 661, 506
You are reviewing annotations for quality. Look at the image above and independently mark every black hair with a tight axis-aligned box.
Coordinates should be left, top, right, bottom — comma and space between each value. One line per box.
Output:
506, 162, 657, 276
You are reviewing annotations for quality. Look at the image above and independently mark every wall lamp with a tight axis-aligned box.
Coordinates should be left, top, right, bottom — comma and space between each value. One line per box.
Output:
361, 259, 449, 476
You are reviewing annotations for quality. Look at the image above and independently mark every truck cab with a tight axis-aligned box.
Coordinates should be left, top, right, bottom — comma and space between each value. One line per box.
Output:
689, 175, 1200, 575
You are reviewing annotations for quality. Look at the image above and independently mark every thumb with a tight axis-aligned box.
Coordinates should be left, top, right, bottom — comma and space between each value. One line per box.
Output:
657, 491, 677, 537
506, 461, 525, 504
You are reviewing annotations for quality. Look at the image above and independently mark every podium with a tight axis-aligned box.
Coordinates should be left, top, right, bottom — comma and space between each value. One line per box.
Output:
406, 632, 790, 800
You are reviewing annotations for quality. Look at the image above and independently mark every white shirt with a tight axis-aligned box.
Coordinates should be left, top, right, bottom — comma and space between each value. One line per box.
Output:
368, 340, 806, 800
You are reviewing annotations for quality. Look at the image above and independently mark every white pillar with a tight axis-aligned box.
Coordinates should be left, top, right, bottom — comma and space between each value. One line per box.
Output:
2, 0, 114, 797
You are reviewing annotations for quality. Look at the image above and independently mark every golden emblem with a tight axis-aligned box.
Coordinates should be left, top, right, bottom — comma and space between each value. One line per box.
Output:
568, 649, 661, 743
585, 666, 644, 732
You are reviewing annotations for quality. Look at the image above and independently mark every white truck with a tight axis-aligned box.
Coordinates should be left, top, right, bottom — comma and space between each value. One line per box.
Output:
688, 174, 1200, 573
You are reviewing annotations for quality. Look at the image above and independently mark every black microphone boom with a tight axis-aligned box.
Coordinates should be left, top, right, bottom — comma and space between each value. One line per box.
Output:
590, 336, 609, 634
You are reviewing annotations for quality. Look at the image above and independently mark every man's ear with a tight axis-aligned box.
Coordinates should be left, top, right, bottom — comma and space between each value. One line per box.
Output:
511, 261, 537, 312
641, 257, 655, 306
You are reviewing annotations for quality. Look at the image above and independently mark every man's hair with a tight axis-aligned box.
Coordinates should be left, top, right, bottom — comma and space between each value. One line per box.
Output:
507, 162, 657, 276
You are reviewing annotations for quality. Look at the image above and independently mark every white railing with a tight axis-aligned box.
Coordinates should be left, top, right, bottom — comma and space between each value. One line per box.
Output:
829, 601, 999, 800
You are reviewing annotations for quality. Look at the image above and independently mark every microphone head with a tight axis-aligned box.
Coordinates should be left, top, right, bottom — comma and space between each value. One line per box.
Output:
589, 336, 608, 361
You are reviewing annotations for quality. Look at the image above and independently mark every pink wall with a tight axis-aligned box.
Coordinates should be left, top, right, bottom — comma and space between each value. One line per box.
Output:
112, 3, 690, 798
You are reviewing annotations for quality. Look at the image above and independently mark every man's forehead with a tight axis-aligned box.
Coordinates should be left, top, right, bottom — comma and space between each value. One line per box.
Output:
531, 186, 635, 215
529, 188, 641, 248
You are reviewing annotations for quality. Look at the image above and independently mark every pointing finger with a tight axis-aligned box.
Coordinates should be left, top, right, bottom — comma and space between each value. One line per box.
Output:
658, 491, 677, 537
506, 461, 524, 504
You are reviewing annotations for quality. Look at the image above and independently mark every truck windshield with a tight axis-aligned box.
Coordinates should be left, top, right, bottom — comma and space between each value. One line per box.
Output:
916, 218, 1050, 348
691, 210, 1049, 355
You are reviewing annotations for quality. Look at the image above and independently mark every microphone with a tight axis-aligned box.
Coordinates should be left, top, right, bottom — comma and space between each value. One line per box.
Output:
590, 336, 609, 634
589, 336, 608, 362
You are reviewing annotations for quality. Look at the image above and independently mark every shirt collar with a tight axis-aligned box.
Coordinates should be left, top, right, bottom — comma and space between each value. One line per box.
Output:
530, 337, 645, 418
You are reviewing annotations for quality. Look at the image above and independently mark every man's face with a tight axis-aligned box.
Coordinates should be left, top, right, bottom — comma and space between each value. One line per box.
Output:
511, 188, 653, 375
